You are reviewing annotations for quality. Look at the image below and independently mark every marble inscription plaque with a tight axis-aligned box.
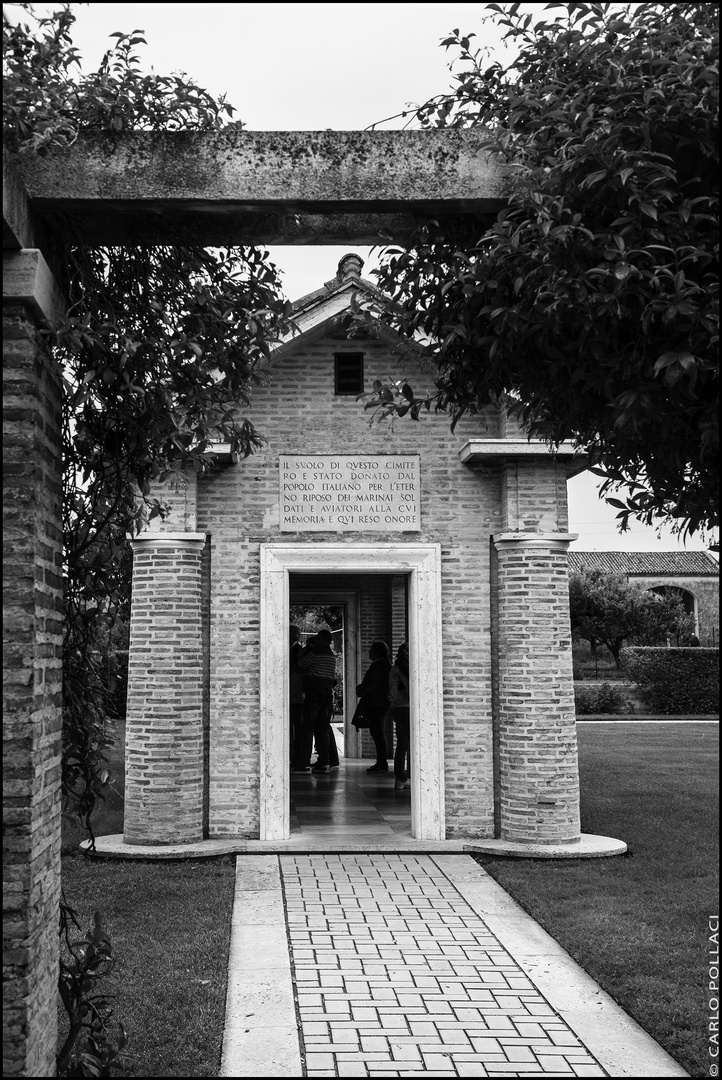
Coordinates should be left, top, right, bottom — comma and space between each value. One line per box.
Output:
279, 455, 421, 532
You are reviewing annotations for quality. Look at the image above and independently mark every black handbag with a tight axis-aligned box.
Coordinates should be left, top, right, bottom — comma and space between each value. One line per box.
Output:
351, 700, 371, 729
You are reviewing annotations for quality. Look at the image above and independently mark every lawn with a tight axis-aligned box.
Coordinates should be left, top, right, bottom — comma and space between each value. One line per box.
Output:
62, 721, 718, 1077
61, 722, 236, 1077
60, 854, 237, 1077
476, 721, 719, 1078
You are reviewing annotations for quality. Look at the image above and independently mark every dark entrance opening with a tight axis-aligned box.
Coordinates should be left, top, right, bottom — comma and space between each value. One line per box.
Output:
288, 571, 411, 844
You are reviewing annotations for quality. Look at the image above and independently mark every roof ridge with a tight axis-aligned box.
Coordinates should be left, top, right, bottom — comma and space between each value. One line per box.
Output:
569, 550, 719, 575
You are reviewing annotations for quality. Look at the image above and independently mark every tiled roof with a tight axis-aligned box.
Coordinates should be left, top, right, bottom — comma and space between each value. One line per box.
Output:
568, 551, 719, 576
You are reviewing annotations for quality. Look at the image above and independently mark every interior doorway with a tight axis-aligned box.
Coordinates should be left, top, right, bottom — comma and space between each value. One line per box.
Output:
289, 588, 358, 757
259, 543, 445, 842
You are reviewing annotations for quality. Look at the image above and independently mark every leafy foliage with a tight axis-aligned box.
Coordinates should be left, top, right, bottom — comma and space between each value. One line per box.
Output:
367, 2, 719, 538
574, 682, 633, 715
624, 646, 719, 713
569, 568, 695, 667
3, 4, 237, 153
57, 904, 127, 1076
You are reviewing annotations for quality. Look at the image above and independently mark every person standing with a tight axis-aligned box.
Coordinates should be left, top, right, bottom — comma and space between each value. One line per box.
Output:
354, 641, 392, 772
389, 641, 410, 790
295, 629, 337, 773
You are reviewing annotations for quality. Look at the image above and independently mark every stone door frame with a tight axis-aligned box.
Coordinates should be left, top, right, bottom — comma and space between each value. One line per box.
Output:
260, 543, 445, 841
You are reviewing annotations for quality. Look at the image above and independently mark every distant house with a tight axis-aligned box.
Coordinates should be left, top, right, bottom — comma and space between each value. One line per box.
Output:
568, 551, 719, 646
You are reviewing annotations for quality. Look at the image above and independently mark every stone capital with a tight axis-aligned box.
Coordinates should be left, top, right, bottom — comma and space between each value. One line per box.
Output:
3, 248, 65, 328
493, 532, 578, 555
130, 531, 207, 552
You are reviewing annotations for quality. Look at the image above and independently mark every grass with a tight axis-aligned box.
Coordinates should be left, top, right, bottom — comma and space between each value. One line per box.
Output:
61, 722, 236, 1076
60, 854, 237, 1077
475, 722, 719, 1078
62, 720, 718, 1076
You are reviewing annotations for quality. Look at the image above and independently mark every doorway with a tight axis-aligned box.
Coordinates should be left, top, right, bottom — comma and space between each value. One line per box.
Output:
259, 543, 445, 841
288, 577, 407, 844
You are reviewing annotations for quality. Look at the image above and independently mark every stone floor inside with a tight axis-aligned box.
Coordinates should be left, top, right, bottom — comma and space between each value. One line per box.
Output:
290, 749, 413, 845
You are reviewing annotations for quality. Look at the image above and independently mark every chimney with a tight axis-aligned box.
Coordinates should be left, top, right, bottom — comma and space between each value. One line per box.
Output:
337, 253, 364, 281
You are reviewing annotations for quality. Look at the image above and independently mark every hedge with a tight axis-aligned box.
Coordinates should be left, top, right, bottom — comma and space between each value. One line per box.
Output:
574, 683, 633, 715
624, 647, 719, 714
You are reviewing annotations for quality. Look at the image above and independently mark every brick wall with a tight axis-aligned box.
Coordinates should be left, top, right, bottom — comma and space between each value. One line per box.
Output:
693, 579, 719, 646
124, 536, 205, 843
500, 459, 570, 533
144, 472, 197, 532
390, 576, 407, 655
3, 302, 63, 1076
196, 332, 501, 839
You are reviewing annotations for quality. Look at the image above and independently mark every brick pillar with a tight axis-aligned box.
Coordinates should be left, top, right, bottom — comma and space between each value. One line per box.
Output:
3, 250, 65, 1076
390, 575, 407, 655
125, 533, 206, 844
493, 533, 580, 844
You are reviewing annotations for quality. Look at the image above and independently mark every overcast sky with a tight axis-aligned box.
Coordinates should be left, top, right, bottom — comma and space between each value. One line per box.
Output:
25, 2, 717, 553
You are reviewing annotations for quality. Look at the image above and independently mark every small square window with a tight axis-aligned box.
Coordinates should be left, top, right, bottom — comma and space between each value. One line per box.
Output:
334, 353, 364, 395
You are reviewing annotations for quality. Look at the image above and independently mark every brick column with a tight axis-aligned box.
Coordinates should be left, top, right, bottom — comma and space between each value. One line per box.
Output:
3, 250, 65, 1076
493, 533, 580, 844
125, 533, 206, 844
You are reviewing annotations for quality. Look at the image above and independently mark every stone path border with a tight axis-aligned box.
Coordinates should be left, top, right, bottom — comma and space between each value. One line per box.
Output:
220, 854, 688, 1078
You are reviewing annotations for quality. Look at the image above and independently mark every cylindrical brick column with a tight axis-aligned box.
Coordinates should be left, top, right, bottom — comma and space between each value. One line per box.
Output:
125, 533, 206, 844
493, 533, 581, 844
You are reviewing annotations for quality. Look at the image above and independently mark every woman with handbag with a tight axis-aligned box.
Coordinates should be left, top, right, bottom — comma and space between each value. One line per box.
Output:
352, 640, 392, 772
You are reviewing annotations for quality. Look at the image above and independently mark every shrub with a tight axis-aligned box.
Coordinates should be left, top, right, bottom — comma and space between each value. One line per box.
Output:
624, 648, 719, 714
574, 683, 633, 716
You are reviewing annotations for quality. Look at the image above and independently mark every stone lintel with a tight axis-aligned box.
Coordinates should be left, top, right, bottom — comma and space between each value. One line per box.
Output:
493, 532, 578, 554
11, 129, 509, 247
460, 439, 588, 477
3, 248, 65, 327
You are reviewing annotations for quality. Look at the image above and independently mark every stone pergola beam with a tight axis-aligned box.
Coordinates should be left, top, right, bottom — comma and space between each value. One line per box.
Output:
6, 129, 510, 247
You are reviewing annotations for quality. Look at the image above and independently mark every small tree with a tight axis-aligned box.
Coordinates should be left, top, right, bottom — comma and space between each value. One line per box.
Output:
569, 568, 694, 668
365, 2, 719, 540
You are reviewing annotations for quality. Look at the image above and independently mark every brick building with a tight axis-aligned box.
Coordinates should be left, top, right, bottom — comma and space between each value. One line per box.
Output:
124, 253, 596, 849
568, 551, 719, 646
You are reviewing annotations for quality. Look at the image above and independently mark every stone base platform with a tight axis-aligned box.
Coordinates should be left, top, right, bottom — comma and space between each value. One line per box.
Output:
81, 832, 626, 859
469, 833, 628, 858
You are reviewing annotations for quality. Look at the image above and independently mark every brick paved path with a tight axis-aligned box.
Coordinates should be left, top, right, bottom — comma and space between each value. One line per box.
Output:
281, 854, 606, 1078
